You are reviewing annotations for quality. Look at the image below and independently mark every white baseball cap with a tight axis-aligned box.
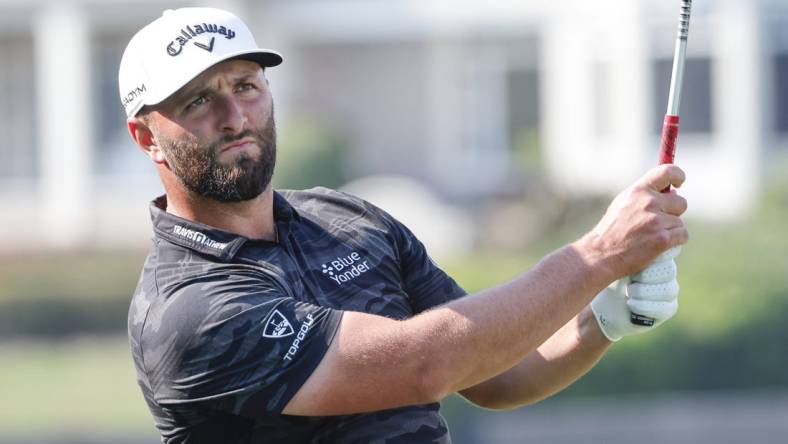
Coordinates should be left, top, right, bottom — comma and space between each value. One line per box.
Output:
118, 7, 282, 118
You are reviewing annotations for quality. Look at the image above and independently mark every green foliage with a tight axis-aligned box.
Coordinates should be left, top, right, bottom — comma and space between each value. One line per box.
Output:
0, 252, 145, 339
562, 183, 788, 396
0, 295, 129, 338
0, 252, 145, 301
441, 186, 788, 398
511, 127, 542, 175
0, 337, 155, 437
272, 118, 350, 190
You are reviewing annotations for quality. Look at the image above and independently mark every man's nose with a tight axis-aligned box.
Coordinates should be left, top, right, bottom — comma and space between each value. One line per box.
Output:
217, 95, 247, 134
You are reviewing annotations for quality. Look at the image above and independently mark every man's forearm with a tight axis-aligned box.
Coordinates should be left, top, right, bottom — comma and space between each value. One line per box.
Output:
459, 306, 612, 410
390, 241, 615, 399
287, 242, 614, 415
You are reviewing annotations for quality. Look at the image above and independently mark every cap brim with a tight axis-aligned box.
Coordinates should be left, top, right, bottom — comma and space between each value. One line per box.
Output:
229, 48, 283, 68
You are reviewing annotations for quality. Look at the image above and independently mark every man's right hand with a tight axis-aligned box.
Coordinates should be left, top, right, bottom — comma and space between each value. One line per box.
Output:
579, 164, 689, 284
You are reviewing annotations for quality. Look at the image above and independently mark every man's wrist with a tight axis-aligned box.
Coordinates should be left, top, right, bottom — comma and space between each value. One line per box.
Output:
579, 305, 615, 346
571, 235, 619, 291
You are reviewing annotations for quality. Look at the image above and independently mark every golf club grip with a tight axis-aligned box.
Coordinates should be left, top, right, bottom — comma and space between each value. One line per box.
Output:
658, 114, 680, 191
630, 115, 681, 326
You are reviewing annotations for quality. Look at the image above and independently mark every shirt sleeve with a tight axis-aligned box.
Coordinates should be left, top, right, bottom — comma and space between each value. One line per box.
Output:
140, 266, 342, 417
381, 211, 468, 313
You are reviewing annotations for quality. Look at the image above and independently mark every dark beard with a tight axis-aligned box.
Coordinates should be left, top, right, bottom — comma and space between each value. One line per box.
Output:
160, 113, 276, 202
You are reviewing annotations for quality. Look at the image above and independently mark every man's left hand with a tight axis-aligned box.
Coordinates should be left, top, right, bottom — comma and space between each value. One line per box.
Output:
590, 246, 681, 342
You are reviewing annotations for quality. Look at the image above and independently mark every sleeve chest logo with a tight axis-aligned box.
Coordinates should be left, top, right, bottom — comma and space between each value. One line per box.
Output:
321, 251, 374, 285
262, 310, 316, 362
262, 309, 295, 338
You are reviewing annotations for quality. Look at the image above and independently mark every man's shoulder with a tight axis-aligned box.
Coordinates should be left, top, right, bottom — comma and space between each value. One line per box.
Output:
279, 187, 393, 227
279, 186, 370, 212
128, 245, 284, 342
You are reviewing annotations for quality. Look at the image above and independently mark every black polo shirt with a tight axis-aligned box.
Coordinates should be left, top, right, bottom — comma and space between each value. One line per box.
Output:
128, 187, 467, 443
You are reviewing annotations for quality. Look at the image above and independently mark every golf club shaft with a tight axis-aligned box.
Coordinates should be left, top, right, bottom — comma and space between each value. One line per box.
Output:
631, 0, 692, 327
659, 0, 691, 175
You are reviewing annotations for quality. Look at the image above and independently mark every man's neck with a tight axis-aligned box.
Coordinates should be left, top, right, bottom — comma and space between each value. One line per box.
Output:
165, 185, 277, 242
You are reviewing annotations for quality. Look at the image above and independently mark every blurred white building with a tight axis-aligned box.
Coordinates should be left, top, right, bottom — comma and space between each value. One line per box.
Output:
1, 0, 787, 250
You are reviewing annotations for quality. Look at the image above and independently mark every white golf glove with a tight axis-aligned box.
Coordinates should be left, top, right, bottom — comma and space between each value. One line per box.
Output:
590, 246, 681, 342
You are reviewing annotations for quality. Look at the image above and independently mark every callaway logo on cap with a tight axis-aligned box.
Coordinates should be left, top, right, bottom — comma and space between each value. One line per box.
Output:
118, 7, 282, 118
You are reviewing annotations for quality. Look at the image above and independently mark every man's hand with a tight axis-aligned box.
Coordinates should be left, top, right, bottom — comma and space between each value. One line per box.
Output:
590, 246, 681, 341
579, 164, 688, 283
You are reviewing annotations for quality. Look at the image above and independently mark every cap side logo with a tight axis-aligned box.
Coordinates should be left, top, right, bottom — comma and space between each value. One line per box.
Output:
122, 84, 146, 109
263, 310, 295, 338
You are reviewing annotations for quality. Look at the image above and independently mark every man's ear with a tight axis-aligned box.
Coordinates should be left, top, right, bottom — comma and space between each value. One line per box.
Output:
127, 116, 167, 164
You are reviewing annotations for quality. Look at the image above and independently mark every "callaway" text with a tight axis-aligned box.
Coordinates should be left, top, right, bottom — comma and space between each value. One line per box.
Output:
167, 23, 236, 56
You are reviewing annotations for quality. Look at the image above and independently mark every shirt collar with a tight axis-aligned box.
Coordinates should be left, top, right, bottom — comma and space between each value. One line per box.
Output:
272, 190, 297, 224
148, 191, 298, 261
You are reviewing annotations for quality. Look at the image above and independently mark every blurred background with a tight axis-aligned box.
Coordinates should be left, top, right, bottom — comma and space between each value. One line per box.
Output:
1, 0, 787, 442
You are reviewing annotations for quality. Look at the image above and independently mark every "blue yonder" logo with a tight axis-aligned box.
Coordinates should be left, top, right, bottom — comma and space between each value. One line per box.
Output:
321, 251, 372, 285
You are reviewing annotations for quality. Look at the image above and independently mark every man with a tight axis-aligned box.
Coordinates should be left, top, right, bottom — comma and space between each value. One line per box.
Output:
122, 7, 688, 444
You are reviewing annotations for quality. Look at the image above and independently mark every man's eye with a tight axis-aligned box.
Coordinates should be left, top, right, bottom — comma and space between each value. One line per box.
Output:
186, 96, 207, 110
237, 83, 256, 92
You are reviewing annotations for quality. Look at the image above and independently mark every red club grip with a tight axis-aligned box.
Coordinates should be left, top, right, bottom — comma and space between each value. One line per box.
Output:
658, 114, 680, 192
631, 115, 681, 326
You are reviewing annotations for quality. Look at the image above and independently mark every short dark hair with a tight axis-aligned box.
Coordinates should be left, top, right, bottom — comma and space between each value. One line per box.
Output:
136, 106, 156, 129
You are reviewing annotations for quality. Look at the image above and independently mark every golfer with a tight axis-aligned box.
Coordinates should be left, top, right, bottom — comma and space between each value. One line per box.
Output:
122, 7, 688, 444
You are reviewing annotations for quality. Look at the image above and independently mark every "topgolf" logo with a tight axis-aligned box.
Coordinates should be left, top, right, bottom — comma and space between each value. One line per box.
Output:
321, 251, 372, 285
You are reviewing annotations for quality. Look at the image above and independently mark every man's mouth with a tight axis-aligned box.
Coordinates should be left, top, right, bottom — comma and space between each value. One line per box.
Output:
221, 138, 257, 154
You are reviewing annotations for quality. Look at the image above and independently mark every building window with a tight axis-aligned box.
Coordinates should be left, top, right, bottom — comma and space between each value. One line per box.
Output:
592, 62, 613, 138
775, 54, 788, 134
652, 57, 713, 134
507, 68, 541, 166
467, 35, 541, 175
92, 31, 149, 174
0, 35, 37, 178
